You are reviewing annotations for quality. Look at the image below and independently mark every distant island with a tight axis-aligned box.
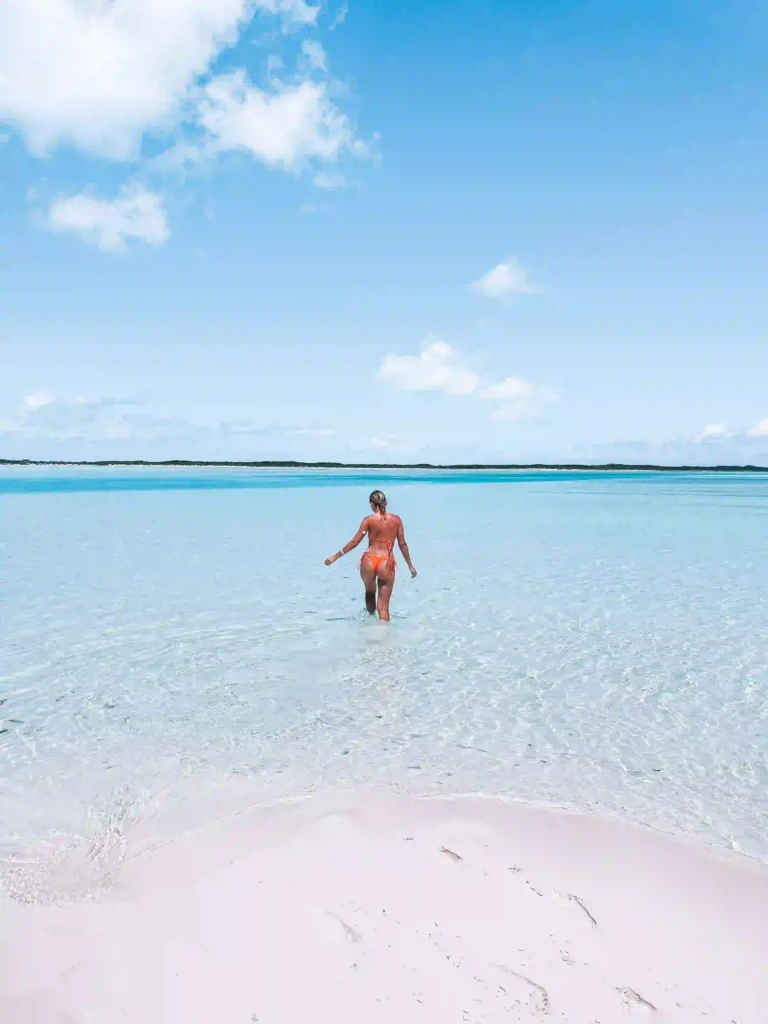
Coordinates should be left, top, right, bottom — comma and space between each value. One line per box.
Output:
1, 459, 767, 472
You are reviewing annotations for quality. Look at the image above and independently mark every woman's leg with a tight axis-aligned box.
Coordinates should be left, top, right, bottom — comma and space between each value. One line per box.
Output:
359, 556, 377, 614
375, 564, 396, 621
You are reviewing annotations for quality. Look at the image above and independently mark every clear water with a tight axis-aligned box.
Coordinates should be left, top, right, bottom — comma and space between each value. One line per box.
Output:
1, 468, 767, 877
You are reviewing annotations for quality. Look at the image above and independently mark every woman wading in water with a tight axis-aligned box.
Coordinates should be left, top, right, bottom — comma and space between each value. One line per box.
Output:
325, 490, 417, 621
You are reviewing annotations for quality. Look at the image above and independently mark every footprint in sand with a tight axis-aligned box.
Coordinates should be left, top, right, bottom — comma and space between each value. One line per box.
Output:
495, 965, 550, 1018
440, 846, 463, 862
551, 890, 597, 927
616, 986, 657, 1014
311, 908, 362, 945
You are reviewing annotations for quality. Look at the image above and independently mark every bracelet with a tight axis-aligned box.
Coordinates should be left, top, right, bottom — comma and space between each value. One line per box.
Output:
338, 549, 345, 558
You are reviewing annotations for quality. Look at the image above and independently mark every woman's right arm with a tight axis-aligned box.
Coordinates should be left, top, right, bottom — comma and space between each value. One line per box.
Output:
397, 520, 417, 577
325, 519, 368, 565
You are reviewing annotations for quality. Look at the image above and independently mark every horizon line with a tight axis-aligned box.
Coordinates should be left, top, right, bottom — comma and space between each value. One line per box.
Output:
2, 459, 767, 473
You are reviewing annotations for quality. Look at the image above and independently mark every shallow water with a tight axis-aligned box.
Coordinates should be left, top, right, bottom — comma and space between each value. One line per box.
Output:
1, 468, 767, 877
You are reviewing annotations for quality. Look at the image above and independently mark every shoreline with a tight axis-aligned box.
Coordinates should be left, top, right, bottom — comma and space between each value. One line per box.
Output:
2, 788, 766, 1023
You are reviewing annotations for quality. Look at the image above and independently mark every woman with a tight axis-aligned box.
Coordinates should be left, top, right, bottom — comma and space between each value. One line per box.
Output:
325, 490, 417, 621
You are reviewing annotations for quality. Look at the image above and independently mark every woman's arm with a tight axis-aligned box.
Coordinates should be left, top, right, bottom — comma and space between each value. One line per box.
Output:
325, 519, 368, 565
397, 520, 417, 578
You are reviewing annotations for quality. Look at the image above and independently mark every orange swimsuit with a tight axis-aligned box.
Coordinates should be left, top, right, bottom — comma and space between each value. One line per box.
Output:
360, 542, 397, 574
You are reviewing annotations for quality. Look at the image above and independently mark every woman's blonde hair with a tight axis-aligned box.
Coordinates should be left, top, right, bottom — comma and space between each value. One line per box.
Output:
369, 490, 387, 517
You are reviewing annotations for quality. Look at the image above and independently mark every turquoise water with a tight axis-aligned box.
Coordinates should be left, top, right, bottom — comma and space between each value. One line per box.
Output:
1, 468, 767, 874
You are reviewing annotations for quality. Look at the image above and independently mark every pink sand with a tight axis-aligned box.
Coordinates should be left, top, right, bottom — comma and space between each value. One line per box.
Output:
1, 790, 766, 1023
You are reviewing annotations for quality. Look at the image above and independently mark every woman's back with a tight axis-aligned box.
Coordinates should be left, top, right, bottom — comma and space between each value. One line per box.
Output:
365, 511, 401, 552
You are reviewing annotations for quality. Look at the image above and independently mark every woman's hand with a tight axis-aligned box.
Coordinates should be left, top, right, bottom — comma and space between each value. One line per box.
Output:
409, 565, 418, 578
324, 555, 336, 566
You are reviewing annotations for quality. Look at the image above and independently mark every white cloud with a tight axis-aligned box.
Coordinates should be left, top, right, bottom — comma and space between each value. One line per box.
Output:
470, 258, 539, 298
590, 434, 768, 467
700, 423, 729, 439
350, 434, 401, 450
256, 0, 319, 26
488, 404, 534, 422
287, 427, 336, 438
330, 2, 349, 29
377, 338, 559, 420
0, 0, 318, 160
197, 70, 364, 171
481, 376, 534, 402
693, 421, 768, 443
747, 418, 768, 438
47, 186, 169, 251
24, 392, 54, 411
0, 394, 328, 446
482, 377, 559, 421
3, 2, 373, 253
312, 170, 351, 190
301, 39, 327, 72
378, 338, 480, 396
2, 395, 150, 441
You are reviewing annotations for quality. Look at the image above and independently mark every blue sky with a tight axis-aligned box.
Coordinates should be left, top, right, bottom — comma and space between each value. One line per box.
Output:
1, 0, 766, 464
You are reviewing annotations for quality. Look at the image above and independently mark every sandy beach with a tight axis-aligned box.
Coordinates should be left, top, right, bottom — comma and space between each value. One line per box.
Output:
1, 790, 766, 1024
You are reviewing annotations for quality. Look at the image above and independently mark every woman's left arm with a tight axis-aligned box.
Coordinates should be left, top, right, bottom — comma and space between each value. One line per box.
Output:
325, 519, 368, 565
